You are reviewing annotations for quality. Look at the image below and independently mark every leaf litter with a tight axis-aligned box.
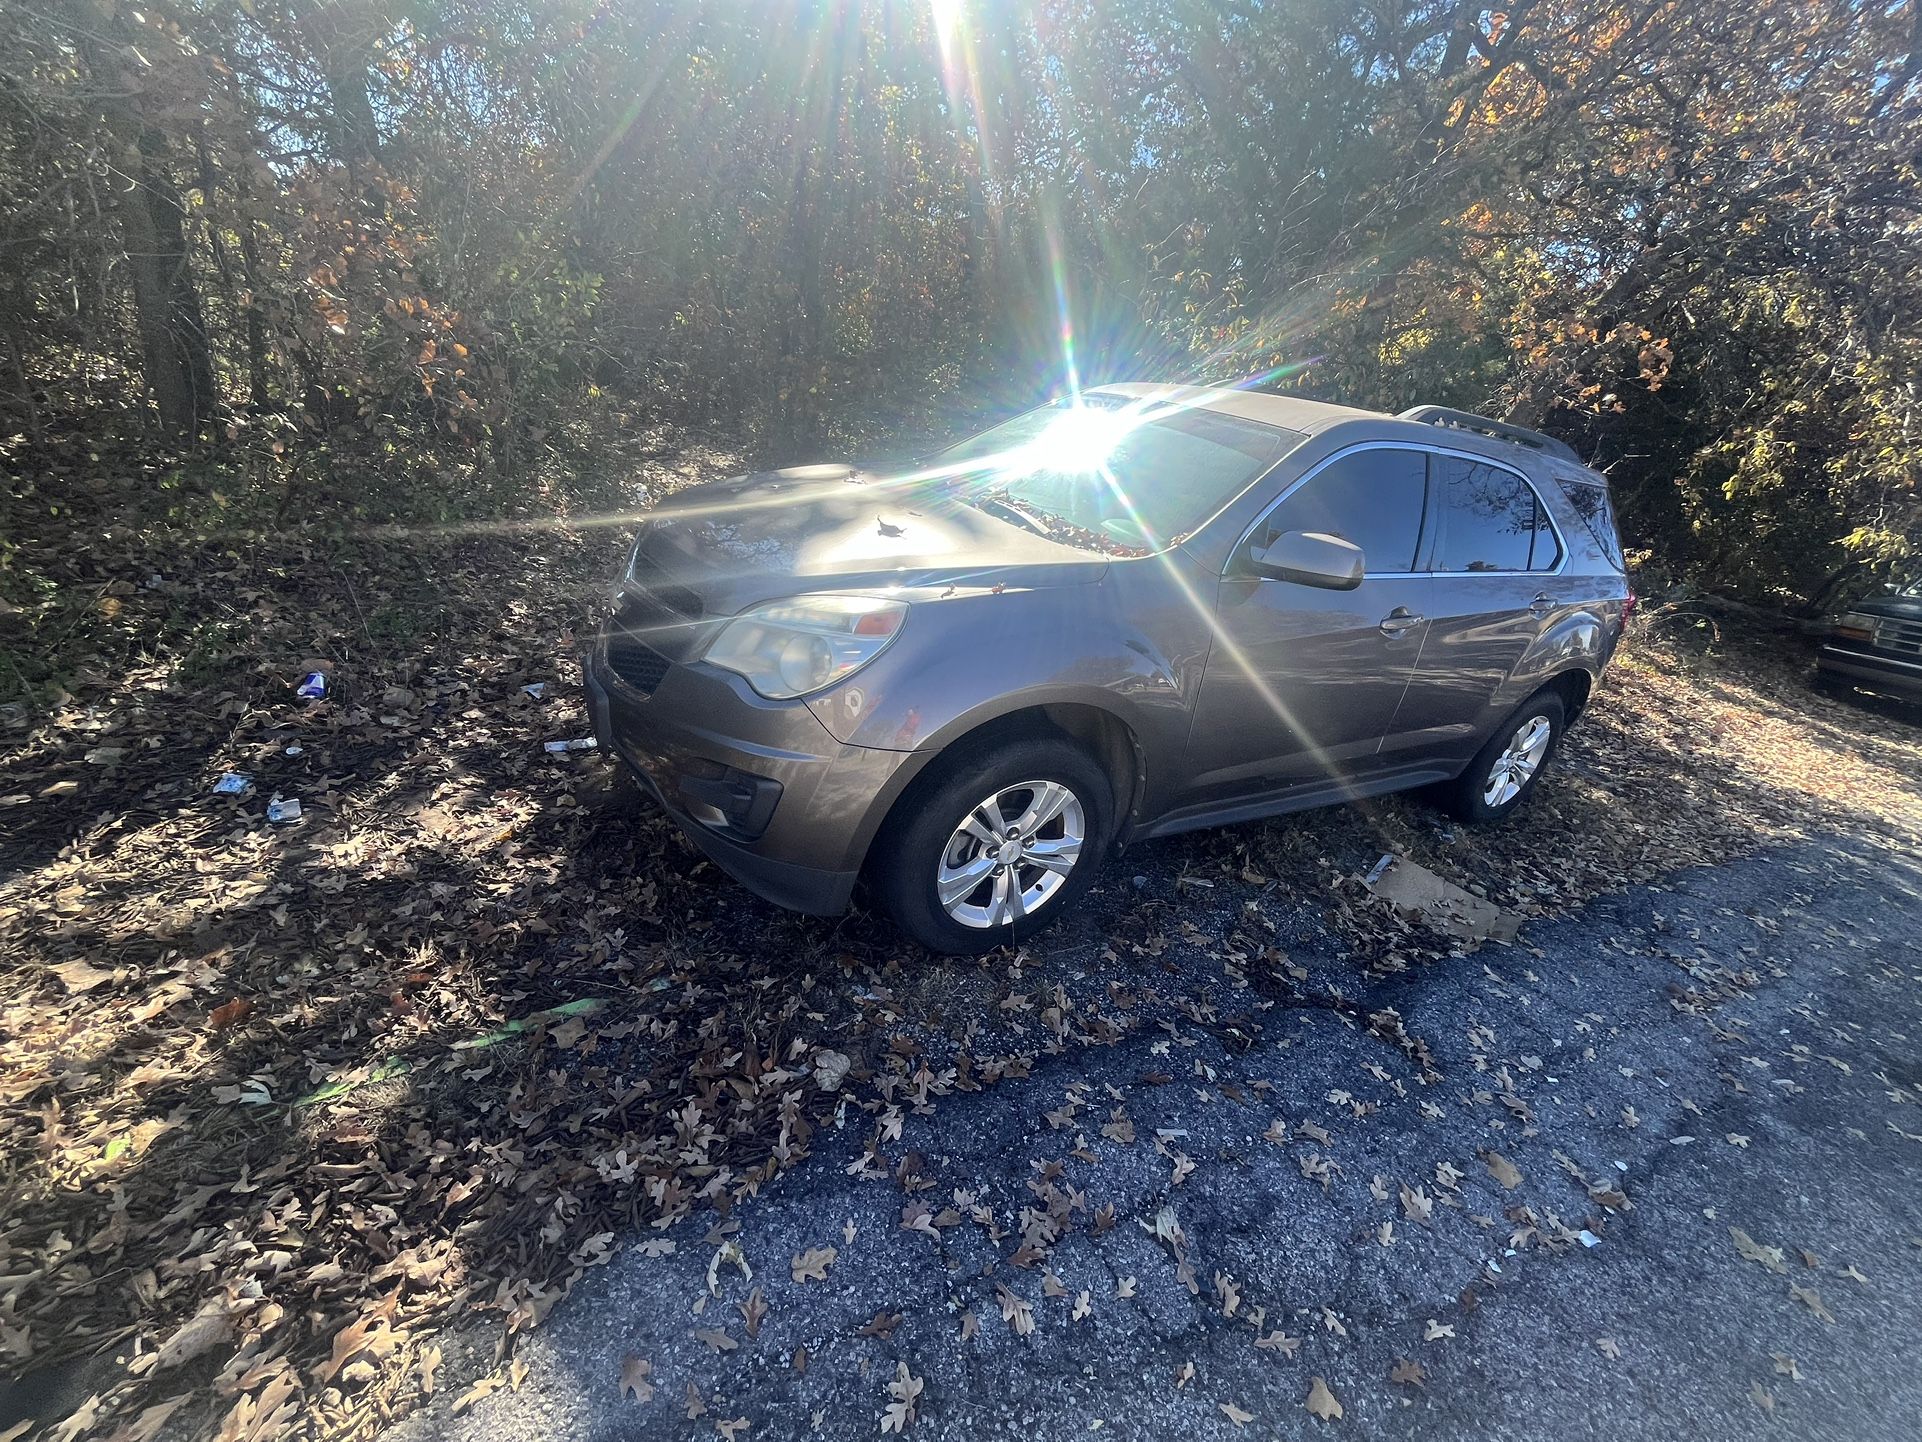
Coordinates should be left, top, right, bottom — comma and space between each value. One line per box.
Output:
1, 458, 1919, 1441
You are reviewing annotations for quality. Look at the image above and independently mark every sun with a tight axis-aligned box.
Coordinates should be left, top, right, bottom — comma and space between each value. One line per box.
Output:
928, 0, 965, 48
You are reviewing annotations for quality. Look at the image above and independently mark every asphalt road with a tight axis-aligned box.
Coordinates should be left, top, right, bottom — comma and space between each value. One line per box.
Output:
397, 829, 1922, 1442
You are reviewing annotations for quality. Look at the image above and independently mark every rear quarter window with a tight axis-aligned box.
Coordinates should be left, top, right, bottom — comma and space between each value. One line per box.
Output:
1554, 475, 1626, 569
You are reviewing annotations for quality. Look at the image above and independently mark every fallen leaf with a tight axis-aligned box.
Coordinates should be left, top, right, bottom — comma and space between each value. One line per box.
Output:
858, 1310, 903, 1340
1731, 1227, 1788, 1273
739, 1288, 768, 1338
1219, 1401, 1255, 1426
1596, 1337, 1622, 1360
1305, 1376, 1343, 1422
880, 1361, 923, 1434
1789, 1284, 1835, 1324
692, 1328, 738, 1352
208, 998, 253, 1031
620, 1355, 654, 1403
153, 1304, 233, 1371
790, 1246, 836, 1283
995, 1283, 1035, 1337
1482, 1150, 1524, 1189
50, 961, 115, 993
1390, 1358, 1427, 1387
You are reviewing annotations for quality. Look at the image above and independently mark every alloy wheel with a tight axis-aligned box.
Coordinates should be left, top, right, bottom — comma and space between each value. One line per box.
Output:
1483, 713, 1552, 808
935, 779, 1085, 928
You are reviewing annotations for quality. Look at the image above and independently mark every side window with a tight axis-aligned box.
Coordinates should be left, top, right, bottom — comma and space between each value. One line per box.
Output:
1433, 457, 1555, 573
1260, 448, 1427, 574
1555, 476, 1625, 567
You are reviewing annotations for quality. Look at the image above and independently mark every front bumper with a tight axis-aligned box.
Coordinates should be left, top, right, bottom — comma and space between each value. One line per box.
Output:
584, 626, 920, 916
1816, 644, 1922, 703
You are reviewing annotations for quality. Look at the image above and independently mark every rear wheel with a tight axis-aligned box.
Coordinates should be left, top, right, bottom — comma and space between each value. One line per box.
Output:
1441, 691, 1566, 823
873, 734, 1113, 954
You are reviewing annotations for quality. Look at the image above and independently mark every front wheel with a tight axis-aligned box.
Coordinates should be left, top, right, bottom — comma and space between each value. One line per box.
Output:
1441, 691, 1567, 823
872, 735, 1113, 954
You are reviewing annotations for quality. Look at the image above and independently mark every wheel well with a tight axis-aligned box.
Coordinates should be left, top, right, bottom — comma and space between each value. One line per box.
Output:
1545, 669, 1593, 720
867, 704, 1142, 869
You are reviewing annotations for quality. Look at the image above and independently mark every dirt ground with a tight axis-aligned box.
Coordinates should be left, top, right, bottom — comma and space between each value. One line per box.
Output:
2, 447, 1919, 1441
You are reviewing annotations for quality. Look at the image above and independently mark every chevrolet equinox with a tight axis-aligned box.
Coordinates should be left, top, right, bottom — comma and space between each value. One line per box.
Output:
585, 385, 1630, 953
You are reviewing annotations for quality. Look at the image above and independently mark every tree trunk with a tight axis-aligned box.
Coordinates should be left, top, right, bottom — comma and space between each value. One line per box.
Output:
120, 127, 217, 437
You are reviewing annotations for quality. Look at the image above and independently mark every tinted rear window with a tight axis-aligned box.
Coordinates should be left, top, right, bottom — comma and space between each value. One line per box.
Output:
1433, 457, 1556, 573
1555, 476, 1625, 568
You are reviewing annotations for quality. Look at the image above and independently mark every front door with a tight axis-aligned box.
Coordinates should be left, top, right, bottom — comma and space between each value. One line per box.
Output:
1187, 446, 1434, 794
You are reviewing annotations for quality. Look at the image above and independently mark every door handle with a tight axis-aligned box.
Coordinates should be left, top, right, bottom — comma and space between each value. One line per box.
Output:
1379, 608, 1424, 636
1529, 592, 1557, 616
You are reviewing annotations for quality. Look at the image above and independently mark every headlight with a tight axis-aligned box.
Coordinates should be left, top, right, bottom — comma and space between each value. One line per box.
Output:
703, 595, 907, 699
1832, 610, 1877, 641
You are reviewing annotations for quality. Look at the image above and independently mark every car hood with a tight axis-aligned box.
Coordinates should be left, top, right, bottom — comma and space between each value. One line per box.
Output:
1845, 592, 1922, 623
626, 464, 1111, 614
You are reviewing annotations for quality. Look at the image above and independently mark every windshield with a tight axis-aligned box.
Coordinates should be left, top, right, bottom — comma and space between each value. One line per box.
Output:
930, 397, 1303, 552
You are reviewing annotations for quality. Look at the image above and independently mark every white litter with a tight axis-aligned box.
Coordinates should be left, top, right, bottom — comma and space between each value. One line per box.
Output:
523, 682, 548, 700
543, 736, 598, 753
1578, 1229, 1601, 1249
265, 796, 303, 823
211, 772, 253, 796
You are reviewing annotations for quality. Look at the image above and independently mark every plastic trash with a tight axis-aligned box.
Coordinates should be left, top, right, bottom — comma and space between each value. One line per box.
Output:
212, 772, 253, 796
296, 671, 328, 700
265, 796, 303, 823
1578, 1229, 1601, 1249
543, 736, 598, 753
1364, 853, 1396, 885
522, 682, 547, 700
283, 744, 304, 757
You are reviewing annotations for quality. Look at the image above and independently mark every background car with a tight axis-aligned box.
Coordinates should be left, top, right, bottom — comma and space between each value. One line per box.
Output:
1817, 579, 1922, 705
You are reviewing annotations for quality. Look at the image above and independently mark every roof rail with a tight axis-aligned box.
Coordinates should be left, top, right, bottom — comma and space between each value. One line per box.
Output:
1398, 405, 1581, 465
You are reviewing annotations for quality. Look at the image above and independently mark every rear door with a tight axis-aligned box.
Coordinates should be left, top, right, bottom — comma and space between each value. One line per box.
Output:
1385, 451, 1566, 765
1187, 445, 1434, 794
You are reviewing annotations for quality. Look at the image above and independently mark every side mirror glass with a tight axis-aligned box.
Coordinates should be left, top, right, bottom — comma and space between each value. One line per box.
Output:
1247, 530, 1365, 590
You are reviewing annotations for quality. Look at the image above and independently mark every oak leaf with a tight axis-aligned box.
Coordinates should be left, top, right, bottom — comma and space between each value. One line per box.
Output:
791, 1246, 837, 1283
1305, 1376, 1343, 1422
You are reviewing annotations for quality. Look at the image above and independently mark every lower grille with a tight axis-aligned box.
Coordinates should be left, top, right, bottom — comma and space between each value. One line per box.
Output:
1874, 616, 1922, 658
605, 634, 671, 695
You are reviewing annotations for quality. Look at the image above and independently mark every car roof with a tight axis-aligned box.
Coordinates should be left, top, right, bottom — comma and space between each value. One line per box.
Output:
1085, 382, 1375, 434
1086, 381, 1609, 484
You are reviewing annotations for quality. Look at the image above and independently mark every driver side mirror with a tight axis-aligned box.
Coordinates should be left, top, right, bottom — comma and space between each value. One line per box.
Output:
1246, 530, 1365, 590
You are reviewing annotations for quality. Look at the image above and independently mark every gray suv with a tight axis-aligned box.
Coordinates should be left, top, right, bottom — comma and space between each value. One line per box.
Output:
585, 385, 1629, 953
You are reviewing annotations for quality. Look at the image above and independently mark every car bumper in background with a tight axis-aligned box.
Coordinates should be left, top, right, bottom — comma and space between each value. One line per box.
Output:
584, 629, 918, 916
1816, 645, 1922, 703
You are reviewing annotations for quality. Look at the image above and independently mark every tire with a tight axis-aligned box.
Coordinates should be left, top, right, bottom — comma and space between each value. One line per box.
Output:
1440, 690, 1567, 824
872, 733, 1114, 954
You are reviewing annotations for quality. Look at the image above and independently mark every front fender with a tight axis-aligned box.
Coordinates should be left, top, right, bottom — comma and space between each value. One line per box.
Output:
806, 583, 1188, 754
